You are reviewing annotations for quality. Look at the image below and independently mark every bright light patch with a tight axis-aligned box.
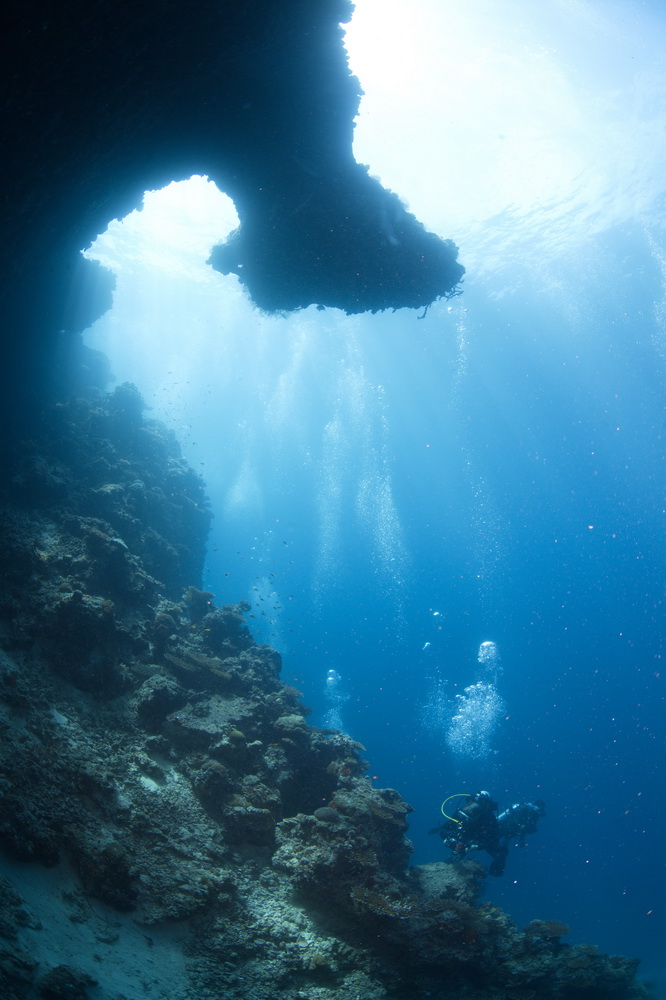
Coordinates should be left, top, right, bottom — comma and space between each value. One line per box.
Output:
345, 0, 666, 270
344, 0, 432, 96
82, 175, 246, 435
344, 0, 579, 228
85, 175, 238, 282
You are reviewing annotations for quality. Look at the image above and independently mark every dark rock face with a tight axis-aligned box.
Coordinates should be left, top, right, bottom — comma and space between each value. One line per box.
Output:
2, 384, 211, 698
1, 0, 464, 432
0, 390, 653, 999
207, 171, 464, 315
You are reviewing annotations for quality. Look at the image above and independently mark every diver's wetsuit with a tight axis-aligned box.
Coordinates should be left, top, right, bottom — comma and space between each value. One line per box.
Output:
433, 792, 521, 876
438, 793, 508, 875
497, 801, 544, 846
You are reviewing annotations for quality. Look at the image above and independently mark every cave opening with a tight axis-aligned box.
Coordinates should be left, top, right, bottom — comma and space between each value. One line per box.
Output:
67, 3, 666, 983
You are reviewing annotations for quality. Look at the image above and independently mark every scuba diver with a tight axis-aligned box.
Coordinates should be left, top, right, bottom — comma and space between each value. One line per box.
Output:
498, 799, 546, 846
430, 792, 545, 877
430, 790, 503, 873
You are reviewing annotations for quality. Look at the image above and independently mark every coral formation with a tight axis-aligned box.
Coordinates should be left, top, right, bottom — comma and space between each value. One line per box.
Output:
0, 387, 653, 999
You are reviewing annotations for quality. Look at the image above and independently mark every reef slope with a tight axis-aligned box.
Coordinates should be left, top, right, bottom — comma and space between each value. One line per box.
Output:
0, 388, 651, 1000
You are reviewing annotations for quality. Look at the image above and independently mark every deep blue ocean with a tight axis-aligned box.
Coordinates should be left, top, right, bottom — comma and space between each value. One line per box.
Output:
82, 1, 666, 992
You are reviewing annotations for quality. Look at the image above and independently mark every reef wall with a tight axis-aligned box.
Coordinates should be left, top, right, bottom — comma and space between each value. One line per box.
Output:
0, 387, 652, 999
1, 0, 463, 438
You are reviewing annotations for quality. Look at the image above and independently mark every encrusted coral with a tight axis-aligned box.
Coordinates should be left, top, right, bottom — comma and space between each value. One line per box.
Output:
0, 389, 654, 1000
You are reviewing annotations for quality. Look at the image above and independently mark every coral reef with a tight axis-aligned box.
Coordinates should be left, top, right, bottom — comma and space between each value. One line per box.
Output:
0, 388, 653, 1000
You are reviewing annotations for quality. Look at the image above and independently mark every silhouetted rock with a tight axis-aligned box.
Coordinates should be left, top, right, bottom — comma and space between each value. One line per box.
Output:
1, 0, 464, 442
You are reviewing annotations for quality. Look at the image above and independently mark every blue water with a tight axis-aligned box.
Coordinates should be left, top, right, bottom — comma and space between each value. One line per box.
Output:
82, 1, 666, 992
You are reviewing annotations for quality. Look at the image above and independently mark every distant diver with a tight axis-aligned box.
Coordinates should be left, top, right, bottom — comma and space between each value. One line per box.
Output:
429, 791, 545, 877
497, 799, 546, 847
